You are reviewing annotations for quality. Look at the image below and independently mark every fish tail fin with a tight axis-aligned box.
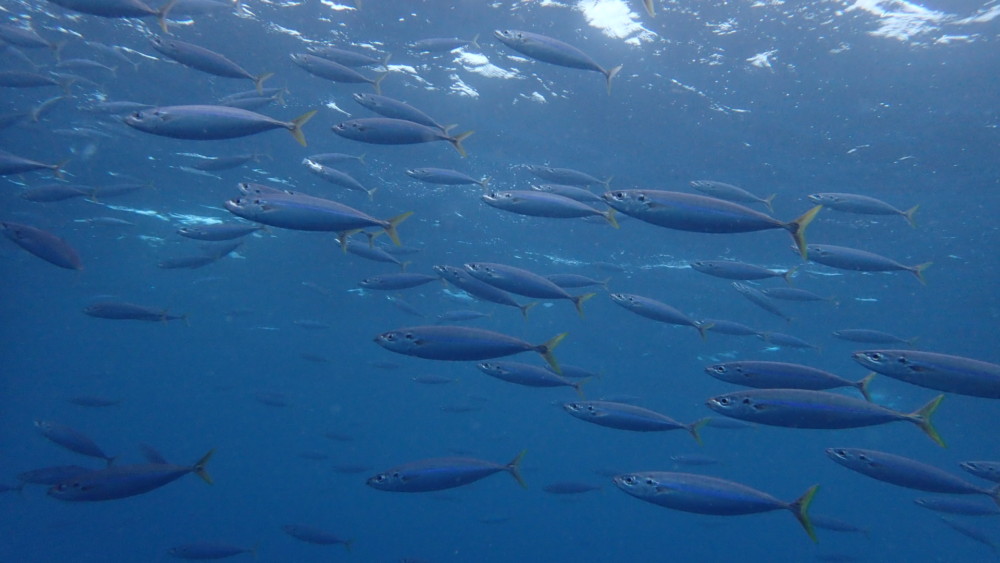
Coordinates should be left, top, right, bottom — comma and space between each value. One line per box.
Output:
157, 0, 179, 34
573, 377, 592, 399
367, 186, 378, 201
519, 301, 537, 320
600, 175, 614, 190
688, 417, 710, 445
991, 485, 1000, 508
786, 205, 822, 260
903, 204, 919, 228
479, 176, 492, 191
254, 72, 274, 95
856, 372, 876, 402
600, 277, 612, 291
336, 229, 359, 252
605, 65, 623, 95
289, 109, 317, 147
51, 158, 70, 179
572, 292, 596, 317
372, 72, 388, 95
695, 321, 714, 341
642, 0, 655, 17
343, 539, 355, 553
604, 207, 620, 228
905, 336, 919, 347
381, 53, 392, 68
469, 33, 481, 50
382, 211, 413, 246
911, 394, 946, 447
105, 455, 117, 467
450, 130, 474, 157
193, 449, 215, 484
791, 484, 820, 543
783, 265, 798, 285
400, 260, 411, 273
356, 153, 366, 166
763, 193, 777, 213
537, 332, 568, 374
506, 450, 528, 489
911, 262, 932, 285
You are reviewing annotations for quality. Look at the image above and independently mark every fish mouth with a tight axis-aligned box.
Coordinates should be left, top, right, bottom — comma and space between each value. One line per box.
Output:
493, 30, 508, 40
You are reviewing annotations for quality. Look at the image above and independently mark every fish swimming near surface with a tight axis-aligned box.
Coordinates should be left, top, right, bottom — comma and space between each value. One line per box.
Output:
603, 190, 821, 259
1, 221, 82, 270
690, 180, 776, 213
290, 53, 386, 94
707, 389, 945, 447
44, 0, 178, 33
83, 301, 187, 323
493, 30, 622, 94
0, 151, 68, 177
464, 262, 596, 317
48, 449, 213, 501
354, 93, 452, 132
852, 350, 1000, 399
366, 451, 526, 492
374, 325, 566, 373
690, 260, 795, 284
150, 36, 272, 93
406, 168, 489, 189
124, 105, 317, 146
613, 471, 819, 541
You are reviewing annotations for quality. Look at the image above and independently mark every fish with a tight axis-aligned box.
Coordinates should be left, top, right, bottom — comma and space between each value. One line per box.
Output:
150, 36, 272, 93
690, 180, 775, 212
523, 165, 611, 188
832, 328, 915, 346
366, 451, 526, 492
306, 152, 366, 166
34, 420, 114, 464
464, 262, 595, 316
482, 190, 618, 228
704, 361, 873, 401
124, 105, 317, 146
701, 319, 761, 338
307, 45, 384, 67
732, 282, 792, 322
18, 465, 93, 485
826, 448, 1000, 503
83, 301, 186, 323
45, 0, 177, 33
0, 70, 62, 89
303, 159, 376, 199
189, 154, 259, 171
411, 375, 458, 384
690, 260, 795, 284
613, 472, 818, 542
290, 53, 386, 93
409, 36, 480, 53
531, 183, 605, 204
603, 190, 821, 259
758, 331, 821, 352
435, 309, 492, 323
406, 168, 489, 189
340, 238, 407, 269
493, 30, 622, 94
669, 453, 721, 466
374, 325, 566, 373
0, 151, 68, 177
282, 525, 354, 550
353, 93, 451, 132
20, 184, 95, 203
1, 221, 82, 270
332, 118, 473, 157
609, 293, 710, 339
177, 223, 264, 241
358, 273, 440, 290
157, 255, 218, 269
49, 449, 213, 501
544, 274, 610, 290
807, 192, 917, 227
543, 482, 601, 494
961, 461, 1000, 483
852, 350, 1000, 399
562, 401, 708, 443
477, 361, 584, 395
224, 187, 412, 245
167, 542, 255, 559
68, 395, 121, 407
804, 244, 931, 284
810, 515, 870, 536
760, 287, 836, 304
937, 516, 999, 552
0, 23, 55, 49
914, 497, 1000, 516
706, 389, 945, 447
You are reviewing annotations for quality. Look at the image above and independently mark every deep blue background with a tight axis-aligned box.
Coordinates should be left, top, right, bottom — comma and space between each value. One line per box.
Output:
1, 1, 998, 561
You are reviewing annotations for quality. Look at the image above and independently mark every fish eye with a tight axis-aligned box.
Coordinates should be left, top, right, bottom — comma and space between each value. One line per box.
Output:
637, 194, 646, 202
645, 478, 655, 485
710, 365, 726, 374
716, 397, 730, 406
372, 474, 386, 483
741, 398, 751, 404
622, 476, 636, 486
392, 472, 401, 479
868, 352, 884, 362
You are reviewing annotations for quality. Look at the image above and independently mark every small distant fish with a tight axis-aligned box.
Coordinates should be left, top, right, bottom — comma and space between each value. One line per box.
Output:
354, 93, 451, 133
124, 105, 317, 147
168, 542, 256, 560
914, 497, 1000, 516
690, 180, 775, 212
705, 361, 872, 400
409, 35, 481, 53
757, 331, 821, 352
807, 192, 917, 227
477, 361, 584, 395
150, 35, 272, 94
465, 262, 596, 317
291, 53, 386, 94
832, 328, 915, 346
34, 420, 114, 464
308, 45, 384, 67
366, 451, 526, 492
544, 274, 610, 290
542, 482, 601, 495
805, 244, 931, 284
1, 221, 82, 270
68, 395, 121, 407
18, 465, 93, 485
961, 461, 1000, 483
760, 287, 836, 304
702, 319, 761, 338
332, 117, 473, 157
483, 190, 618, 228
407, 167, 488, 189
375, 326, 566, 373
691, 260, 794, 284
83, 301, 186, 323
609, 293, 710, 340
435, 309, 491, 323
411, 375, 458, 385
177, 223, 265, 241
563, 401, 708, 443
523, 165, 611, 188
282, 524, 354, 550
669, 453, 721, 466
732, 282, 792, 322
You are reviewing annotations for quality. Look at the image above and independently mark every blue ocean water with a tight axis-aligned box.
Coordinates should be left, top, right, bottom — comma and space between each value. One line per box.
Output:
1, 0, 998, 561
